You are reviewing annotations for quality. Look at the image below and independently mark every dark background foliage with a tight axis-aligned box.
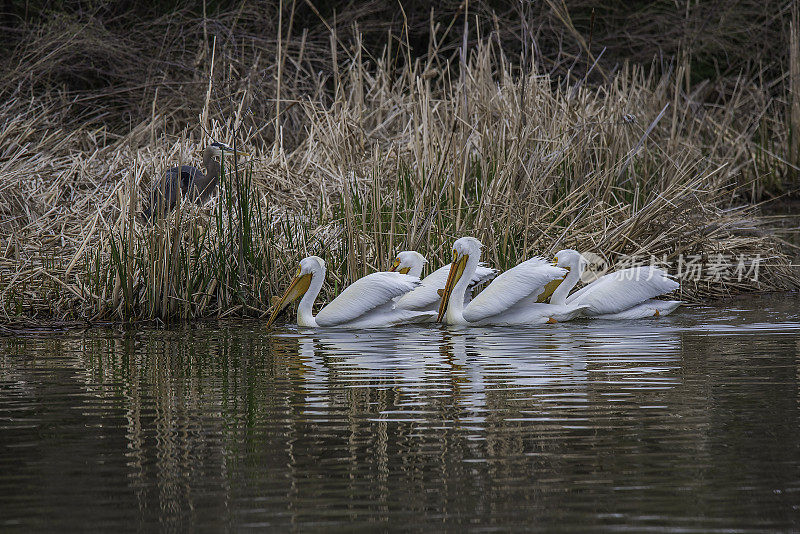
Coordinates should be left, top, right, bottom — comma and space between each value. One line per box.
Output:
2, 1, 794, 131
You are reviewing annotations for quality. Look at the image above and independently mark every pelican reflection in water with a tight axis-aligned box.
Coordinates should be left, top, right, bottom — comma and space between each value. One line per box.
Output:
283, 325, 682, 421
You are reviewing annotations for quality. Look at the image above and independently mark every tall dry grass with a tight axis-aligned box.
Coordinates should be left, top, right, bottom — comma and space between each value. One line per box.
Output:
0, 16, 798, 322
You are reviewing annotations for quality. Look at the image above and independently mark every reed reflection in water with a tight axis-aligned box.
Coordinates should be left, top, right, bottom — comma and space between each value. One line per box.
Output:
1, 294, 799, 531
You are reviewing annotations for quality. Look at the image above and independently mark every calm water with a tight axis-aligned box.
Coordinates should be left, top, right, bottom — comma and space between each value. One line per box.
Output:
1, 295, 799, 531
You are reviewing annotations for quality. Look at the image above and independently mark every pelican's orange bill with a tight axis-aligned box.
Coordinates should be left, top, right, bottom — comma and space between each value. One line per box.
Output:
437, 251, 467, 323
265, 272, 311, 327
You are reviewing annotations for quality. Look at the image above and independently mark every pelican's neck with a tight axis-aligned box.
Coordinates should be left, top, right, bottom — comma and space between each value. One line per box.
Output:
445, 252, 480, 325
551, 257, 582, 305
408, 262, 423, 279
297, 268, 324, 327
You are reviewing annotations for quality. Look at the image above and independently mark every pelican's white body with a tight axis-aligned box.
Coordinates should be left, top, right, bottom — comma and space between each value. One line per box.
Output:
441, 238, 588, 326
551, 250, 681, 319
293, 257, 434, 328
391, 250, 498, 320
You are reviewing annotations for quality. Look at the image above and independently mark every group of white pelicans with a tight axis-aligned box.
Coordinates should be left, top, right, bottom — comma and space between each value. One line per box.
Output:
266, 237, 682, 329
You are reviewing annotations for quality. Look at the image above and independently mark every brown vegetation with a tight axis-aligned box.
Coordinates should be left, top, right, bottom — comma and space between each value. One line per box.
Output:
0, 2, 798, 321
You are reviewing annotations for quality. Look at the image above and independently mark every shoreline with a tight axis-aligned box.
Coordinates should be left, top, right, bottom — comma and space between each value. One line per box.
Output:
4, 291, 800, 336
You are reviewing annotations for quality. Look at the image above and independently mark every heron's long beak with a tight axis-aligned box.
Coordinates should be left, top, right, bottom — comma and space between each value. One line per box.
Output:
202, 143, 251, 157
436, 252, 468, 323
223, 148, 251, 158
265, 272, 312, 328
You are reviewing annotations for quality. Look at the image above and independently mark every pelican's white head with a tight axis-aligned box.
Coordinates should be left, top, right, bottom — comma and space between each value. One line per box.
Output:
437, 237, 483, 322
453, 237, 483, 260
266, 256, 326, 327
549, 249, 585, 306
553, 249, 583, 271
389, 251, 427, 278
299, 255, 326, 276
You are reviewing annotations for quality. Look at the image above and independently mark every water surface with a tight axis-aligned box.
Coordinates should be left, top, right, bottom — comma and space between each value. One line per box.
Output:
1, 294, 799, 531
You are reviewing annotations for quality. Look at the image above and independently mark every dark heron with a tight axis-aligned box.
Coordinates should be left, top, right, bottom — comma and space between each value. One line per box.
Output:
143, 141, 249, 220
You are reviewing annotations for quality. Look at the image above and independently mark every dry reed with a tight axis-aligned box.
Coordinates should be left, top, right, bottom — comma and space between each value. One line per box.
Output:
0, 11, 798, 323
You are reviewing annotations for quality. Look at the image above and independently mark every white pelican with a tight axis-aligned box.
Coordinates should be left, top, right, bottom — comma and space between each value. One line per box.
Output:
550, 249, 681, 319
266, 256, 434, 328
437, 237, 589, 326
387, 250, 498, 317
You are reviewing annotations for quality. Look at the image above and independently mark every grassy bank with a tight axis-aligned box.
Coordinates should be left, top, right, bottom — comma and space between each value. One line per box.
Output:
1, 6, 799, 322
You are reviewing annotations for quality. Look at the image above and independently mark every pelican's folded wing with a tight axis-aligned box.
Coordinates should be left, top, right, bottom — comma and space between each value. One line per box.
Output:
565, 267, 679, 316
395, 263, 500, 311
472, 264, 499, 287
463, 257, 566, 323
393, 266, 451, 311
465, 264, 500, 305
315, 272, 421, 327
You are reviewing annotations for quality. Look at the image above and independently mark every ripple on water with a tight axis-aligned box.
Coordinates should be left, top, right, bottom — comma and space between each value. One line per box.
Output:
0, 293, 799, 531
